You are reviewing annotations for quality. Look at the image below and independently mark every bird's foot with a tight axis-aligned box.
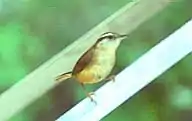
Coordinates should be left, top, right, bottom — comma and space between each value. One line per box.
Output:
86, 92, 96, 104
106, 75, 116, 82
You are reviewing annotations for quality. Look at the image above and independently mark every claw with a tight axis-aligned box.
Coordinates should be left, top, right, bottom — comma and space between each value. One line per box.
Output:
86, 92, 96, 104
106, 75, 116, 82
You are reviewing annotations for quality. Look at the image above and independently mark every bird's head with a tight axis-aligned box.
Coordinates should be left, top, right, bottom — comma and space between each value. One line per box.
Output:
96, 32, 128, 49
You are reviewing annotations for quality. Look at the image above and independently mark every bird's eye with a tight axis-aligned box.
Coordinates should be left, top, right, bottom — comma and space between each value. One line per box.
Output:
107, 35, 114, 39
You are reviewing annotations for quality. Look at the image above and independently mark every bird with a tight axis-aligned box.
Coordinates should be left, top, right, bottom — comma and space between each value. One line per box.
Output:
55, 32, 128, 101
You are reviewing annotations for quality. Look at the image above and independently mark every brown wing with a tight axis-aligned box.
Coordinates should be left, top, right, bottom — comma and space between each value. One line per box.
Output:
72, 46, 95, 75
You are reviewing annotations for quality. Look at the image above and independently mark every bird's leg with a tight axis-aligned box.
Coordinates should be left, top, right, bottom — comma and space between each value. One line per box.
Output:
80, 83, 96, 104
105, 75, 116, 82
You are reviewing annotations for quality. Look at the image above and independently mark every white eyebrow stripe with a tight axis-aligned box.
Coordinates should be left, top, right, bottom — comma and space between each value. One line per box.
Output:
100, 33, 114, 38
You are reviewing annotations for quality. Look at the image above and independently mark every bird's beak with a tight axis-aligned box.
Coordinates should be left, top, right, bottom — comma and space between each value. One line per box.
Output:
118, 34, 128, 39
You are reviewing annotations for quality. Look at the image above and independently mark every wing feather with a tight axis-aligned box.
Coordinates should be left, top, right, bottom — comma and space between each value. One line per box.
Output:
72, 46, 95, 75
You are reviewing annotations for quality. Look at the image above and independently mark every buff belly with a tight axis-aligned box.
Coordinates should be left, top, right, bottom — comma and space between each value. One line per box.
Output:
76, 58, 115, 84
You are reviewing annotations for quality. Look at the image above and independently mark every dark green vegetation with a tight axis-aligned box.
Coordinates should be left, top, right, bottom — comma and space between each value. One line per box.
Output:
0, 0, 192, 121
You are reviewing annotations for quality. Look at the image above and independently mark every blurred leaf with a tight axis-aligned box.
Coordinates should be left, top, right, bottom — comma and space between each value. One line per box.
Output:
0, 22, 45, 90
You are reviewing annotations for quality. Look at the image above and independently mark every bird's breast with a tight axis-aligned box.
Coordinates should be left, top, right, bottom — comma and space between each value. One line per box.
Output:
77, 49, 116, 84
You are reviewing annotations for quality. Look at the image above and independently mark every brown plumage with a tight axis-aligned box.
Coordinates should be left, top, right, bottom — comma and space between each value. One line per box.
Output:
72, 46, 95, 75
55, 32, 127, 101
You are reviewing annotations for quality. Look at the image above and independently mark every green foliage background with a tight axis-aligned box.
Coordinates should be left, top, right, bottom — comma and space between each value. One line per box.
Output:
0, 0, 192, 121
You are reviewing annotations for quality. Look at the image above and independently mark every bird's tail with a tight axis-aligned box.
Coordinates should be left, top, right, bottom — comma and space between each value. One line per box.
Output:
55, 72, 72, 82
